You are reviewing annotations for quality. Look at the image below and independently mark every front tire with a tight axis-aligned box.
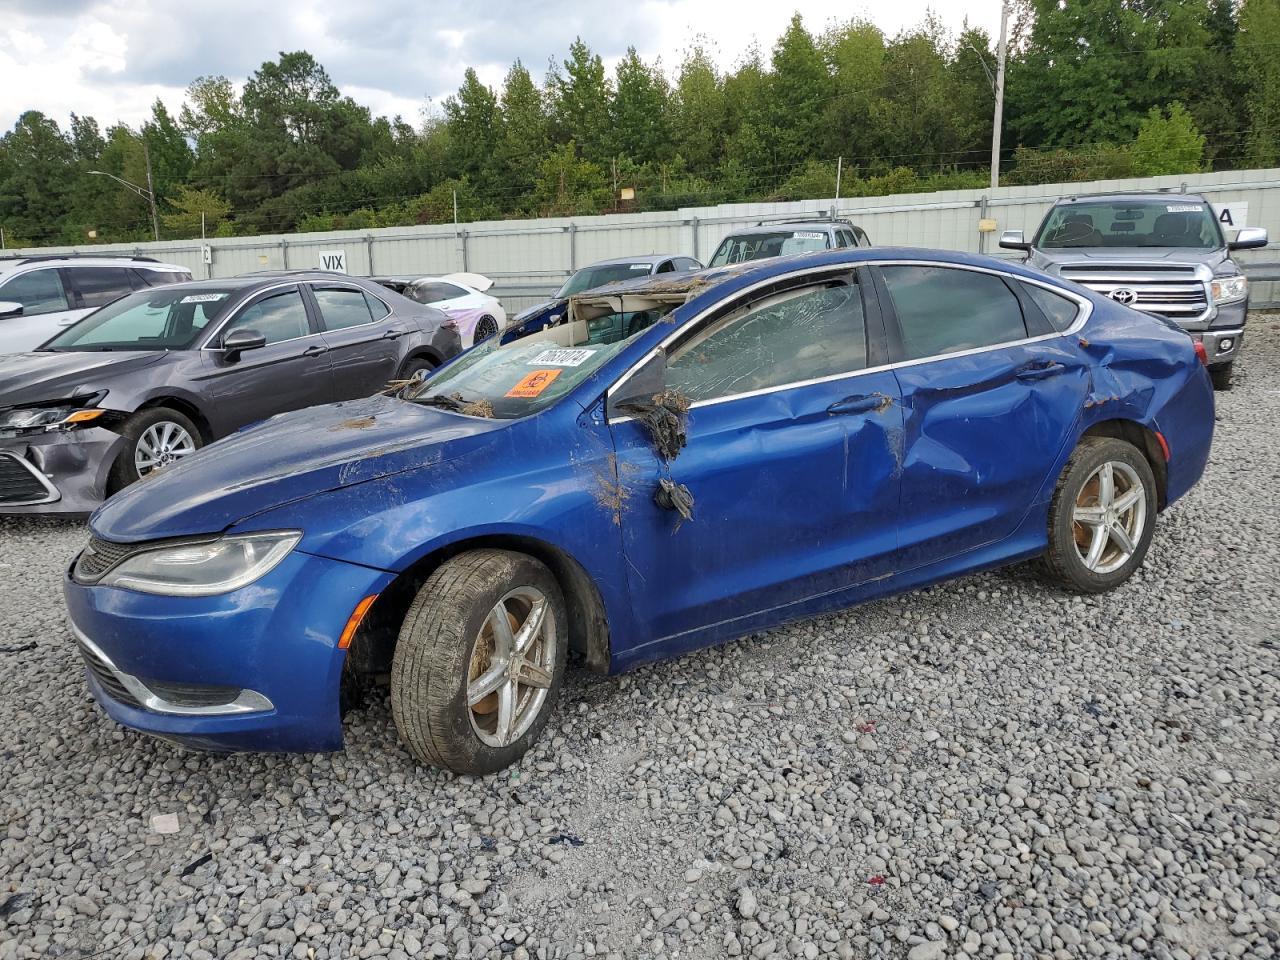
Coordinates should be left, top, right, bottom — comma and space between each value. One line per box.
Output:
1040, 437, 1158, 593
107, 407, 202, 494
391, 550, 567, 775
1209, 362, 1233, 391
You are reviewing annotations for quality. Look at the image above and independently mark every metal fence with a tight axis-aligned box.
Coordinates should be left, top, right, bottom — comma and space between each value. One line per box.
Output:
8, 167, 1280, 310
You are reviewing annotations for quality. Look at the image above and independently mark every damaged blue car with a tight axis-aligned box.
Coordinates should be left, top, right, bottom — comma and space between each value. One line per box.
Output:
63, 248, 1214, 774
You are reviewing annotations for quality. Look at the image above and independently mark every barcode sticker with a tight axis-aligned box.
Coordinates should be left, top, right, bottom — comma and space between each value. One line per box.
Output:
528, 348, 595, 367
180, 293, 228, 304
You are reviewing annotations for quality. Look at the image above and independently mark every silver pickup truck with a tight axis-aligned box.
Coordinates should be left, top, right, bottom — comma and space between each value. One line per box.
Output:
1001, 192, 1269, 390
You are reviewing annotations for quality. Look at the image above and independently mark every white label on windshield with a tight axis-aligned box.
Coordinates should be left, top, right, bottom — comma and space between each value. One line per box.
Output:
1165, 204, 1204, 213
794, 231, 826, 240
180, 293, 228, 303
529, 348, 596, 367
629, 264, 650, 270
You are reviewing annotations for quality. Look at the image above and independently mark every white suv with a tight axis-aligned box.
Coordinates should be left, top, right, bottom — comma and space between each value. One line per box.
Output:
0, 256, 192, 354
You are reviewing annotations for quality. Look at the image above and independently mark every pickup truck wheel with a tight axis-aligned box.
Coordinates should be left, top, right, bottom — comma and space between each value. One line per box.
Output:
1041, 437, 1157, 594
107, 407, 203, 494
391, 550, 567, 775
1209, 362, 1233, 391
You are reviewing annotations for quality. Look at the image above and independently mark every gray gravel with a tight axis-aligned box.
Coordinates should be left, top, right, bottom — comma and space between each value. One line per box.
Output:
3, 317, 1280, 960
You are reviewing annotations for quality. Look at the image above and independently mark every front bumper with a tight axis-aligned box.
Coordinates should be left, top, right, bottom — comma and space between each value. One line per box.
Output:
62, 547, 395, 752
1188, 327, 1243, 368
0, 427, 128, 515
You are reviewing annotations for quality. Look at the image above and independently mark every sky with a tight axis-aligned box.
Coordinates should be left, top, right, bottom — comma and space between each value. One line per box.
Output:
0, 0, 1005, 132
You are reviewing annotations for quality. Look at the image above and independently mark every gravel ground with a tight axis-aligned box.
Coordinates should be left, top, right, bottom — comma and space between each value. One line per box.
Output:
2, 317, 1279, 960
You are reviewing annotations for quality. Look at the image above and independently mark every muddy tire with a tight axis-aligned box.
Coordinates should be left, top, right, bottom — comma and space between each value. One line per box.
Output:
1209, 362, 1233, 391
1040, 436, 1158, 594
107, 407, 202, 494
391, 550, 567, 775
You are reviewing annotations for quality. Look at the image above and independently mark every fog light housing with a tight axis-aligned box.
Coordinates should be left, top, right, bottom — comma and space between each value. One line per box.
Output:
1219, 338, 1234, 352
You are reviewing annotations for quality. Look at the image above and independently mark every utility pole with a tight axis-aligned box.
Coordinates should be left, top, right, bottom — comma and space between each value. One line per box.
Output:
835, 157, 843, 203
990, 1, 1010, 190
143, 140, 160, 242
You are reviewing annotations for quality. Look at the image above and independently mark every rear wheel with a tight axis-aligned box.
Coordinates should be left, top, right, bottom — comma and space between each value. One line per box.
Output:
391, 550, 567, 774
1209, 362, 1233, 391
1041, 437, 1157, 593
473, 315, 499, 344
107, 407, 202, 494
398, 356, 436, 385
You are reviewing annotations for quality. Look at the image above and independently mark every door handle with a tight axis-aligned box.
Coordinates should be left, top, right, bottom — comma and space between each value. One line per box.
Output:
827, 393, 892, 416
1015, 359, 1063, 381
302, 344, 329, 357
381, 328, 404, 340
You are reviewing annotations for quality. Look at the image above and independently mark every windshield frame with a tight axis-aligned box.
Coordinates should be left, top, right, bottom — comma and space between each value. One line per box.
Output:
1033, 198, 1225, 251
41, 284, 247, 353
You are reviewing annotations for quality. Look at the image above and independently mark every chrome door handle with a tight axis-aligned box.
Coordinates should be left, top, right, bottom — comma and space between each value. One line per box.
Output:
827, 393, 892, 416
1015, 360, 1063, 381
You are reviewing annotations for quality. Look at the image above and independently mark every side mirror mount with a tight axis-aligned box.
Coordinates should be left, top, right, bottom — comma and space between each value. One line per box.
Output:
1228, 226, 1269, 251
607, 348, 667, 418
221, 328, 267, 360
0, 301, 24, 318
999, 229, 1031, 252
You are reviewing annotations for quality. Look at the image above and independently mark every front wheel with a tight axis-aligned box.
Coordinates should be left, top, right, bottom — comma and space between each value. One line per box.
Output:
1040, 437, 1158, 593
391, 550, 567, 774
107, 407, 202, 494
1209, 362, 1233, 391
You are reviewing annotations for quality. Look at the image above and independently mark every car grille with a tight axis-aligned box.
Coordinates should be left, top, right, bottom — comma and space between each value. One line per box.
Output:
76, 637, 143, 709
74, 537, 144, 582
0, 453, 55, 505
1057, 263, 1209, 322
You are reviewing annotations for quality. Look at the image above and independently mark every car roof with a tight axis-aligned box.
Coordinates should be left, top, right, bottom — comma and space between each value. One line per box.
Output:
1053, 191, 1210, 205
717, 222, 845, 238
584, 255, 689, 268
0, 254, 187, 272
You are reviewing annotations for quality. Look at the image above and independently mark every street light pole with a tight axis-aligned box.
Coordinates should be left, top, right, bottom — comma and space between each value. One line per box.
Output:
88, 166, 160, 242
990, 1, 1010, 190
143, 141, 160, 242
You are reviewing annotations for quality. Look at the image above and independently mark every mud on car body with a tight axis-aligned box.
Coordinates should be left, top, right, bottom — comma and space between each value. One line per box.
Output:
63, 248, 1214, 774
0, 273, 459, 514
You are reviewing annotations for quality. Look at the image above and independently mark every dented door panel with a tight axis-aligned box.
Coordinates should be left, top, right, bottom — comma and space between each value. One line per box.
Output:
892, 338, 1091, 570
611, 370, 903, 652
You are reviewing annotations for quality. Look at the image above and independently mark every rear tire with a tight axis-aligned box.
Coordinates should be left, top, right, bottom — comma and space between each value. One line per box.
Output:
107, 407, 202, 495
391, 550, 567, 775
1209, 362, 1233, 391
473, 315, 499, 344
1040, 437, 1157, 594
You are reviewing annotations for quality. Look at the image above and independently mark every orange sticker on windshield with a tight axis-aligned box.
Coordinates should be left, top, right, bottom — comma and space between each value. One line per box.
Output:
505, 369, 561, 398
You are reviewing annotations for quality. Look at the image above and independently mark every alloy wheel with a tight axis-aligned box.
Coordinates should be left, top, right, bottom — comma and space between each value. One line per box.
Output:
134, 421, 197, 477
1072, 460, 1147, 575
466, 586, 557, 748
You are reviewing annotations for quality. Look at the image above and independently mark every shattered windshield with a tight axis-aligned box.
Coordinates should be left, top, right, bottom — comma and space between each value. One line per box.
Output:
555, 263, 654, 297
406, 298, 679, 418
1036, 200, 1222, 249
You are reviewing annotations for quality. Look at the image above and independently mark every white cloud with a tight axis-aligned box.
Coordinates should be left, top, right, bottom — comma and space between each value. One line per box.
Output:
0, 0, 1004, 132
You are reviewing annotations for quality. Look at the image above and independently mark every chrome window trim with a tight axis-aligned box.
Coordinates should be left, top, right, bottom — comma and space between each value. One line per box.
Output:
605, 258, 1092, 423
198, 281, 319, 351
0, 452, 60, 505
71, 622, 274, 716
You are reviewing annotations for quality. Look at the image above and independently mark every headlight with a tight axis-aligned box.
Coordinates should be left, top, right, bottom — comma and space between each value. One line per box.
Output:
1211, 276, 1248, 305
100, 531, 301, 596
0, 405, 105, 433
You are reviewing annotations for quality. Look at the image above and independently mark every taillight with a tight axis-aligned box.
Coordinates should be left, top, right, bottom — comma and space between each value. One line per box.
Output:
1194, 341, 1208, 366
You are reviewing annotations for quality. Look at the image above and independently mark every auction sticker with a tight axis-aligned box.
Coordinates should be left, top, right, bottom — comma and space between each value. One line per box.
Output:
506, 369, 562, 398
528, 348, 594, 367
794, 231, 826, 240
1165, 204, 1204, 213
180, 293, 227, 303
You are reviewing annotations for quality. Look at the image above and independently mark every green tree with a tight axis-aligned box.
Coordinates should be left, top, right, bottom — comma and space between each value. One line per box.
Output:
1131, 102, 1206, 174
1237, 0, 1280, 165
610, 48, 671, 165
766, 15, 830, 176
494, 61, 549, 209
443, 68, 500, 189
161, 185, 232, 236
548, 39, 612, 163
532, 141, 607, 215
0, 112, 74, 244
819, 20, 888, 167
669, 46, 725, 176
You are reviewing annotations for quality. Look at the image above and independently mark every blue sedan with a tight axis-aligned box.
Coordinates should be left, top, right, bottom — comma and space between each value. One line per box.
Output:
63, 248, 1214, 773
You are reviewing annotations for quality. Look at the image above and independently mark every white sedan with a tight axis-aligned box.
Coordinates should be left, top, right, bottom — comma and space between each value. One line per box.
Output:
400, 273, 507, 348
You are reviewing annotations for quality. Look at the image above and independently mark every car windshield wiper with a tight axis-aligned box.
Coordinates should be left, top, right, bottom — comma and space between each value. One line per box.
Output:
411, 392, 468, 411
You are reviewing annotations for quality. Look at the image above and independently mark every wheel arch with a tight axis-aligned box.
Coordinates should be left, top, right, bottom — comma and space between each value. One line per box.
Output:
346, 532, 611, 679
136, 395, 215, 443
397, 346, 443, 377
1080, 418, 1169, 509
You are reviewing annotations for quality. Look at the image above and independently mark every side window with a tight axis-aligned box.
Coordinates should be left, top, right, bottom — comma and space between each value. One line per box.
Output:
679, 258, 702, 271
836, 230, 853, 248
0, 268, 70, 316
1021, 282, 1080, 333
132, 268, 188, 287
881, 266, 1029, 361
364, 292, 391, 320
666, 278, 868, 403
854, 228, 871, 247
223, 288, 310, 346
69, 267, 136, 308
411, 282, 463, 304
312, 286, 374, 331
656, 260, 676, 274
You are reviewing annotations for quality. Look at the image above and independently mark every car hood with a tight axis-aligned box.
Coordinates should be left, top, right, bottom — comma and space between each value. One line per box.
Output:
90, 393, 508, 542
0, 350, 167, 407
1033, 247, 1226, 268
513, 298, 564, 322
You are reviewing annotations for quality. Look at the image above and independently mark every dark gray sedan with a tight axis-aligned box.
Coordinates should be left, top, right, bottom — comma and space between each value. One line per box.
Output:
0, 272, 460, 514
